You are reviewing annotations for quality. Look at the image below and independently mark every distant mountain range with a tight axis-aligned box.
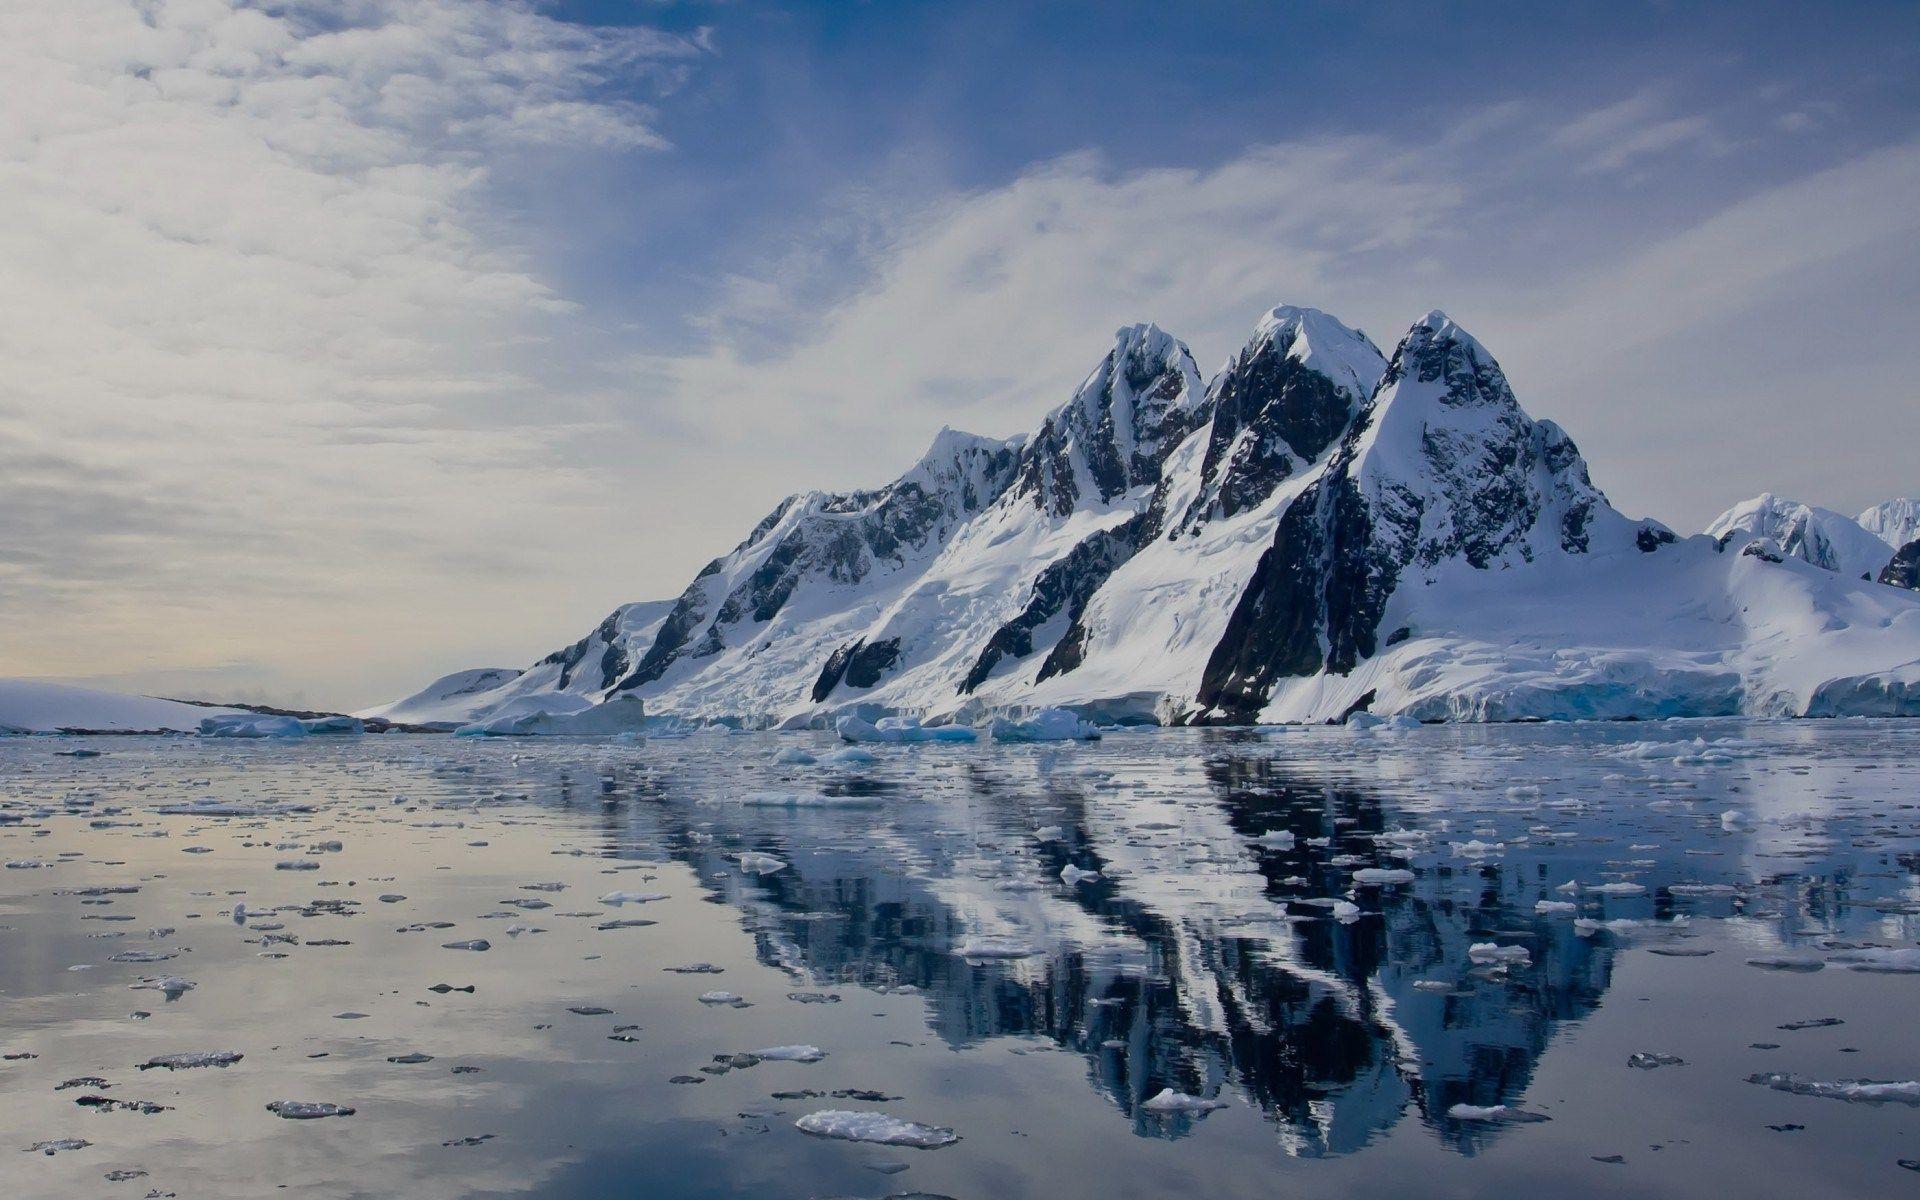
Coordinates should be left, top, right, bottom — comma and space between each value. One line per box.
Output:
369, 306, 1920, 727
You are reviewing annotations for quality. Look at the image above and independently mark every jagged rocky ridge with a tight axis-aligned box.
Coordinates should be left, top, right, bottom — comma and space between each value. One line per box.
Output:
369, 307, 1920, 727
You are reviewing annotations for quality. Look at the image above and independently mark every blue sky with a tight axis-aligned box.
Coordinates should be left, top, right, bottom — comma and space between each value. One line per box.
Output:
3, 1, 1917, 709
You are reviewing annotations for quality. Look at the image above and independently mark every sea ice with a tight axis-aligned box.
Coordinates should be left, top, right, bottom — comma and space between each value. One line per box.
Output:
794, 1109, 959, 1148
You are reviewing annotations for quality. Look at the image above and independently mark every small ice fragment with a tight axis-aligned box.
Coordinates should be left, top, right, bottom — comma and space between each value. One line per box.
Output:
128, 975, 195, 1000
1746, 957, 1825, 973
1828, 947, 1920, 974
1351, 867, 1414, 886
753, 1044, 826, 1062
1746, 1073, 1920, 1105
1140, 1088, 1228, 1115
795, 1110, 959, 1148
738, 853, 786, 875
1628, 1052, 1685, 1070
1447, 1103, 1549, 1123
598, 891, 668, 906
266, 1100, 355, 1119
1468, 942, 1531, 967
1060, 864, 1099, 885
139, 1050, 242, 1071
24, 1138, 90, 1155
441, 939, 490, 951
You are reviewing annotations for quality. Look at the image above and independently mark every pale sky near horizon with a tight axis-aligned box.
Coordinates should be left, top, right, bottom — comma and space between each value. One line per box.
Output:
3, 0, 1917, 711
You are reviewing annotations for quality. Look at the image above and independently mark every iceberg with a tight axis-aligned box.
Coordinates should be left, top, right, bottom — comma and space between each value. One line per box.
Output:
199, 713, 308, 738
989, 707, 1101, 742
834, 714, 978, 744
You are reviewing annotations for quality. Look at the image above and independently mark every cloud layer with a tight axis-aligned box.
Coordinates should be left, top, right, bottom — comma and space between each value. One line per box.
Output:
0, 0, 701, 706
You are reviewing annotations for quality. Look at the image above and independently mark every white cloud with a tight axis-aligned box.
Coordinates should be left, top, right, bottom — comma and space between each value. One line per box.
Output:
643, 141, 1463, 482
0, 0, 703, 706
1550, 87, 1728, 174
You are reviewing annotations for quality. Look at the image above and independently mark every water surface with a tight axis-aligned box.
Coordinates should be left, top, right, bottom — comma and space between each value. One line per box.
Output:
3, 721, 1917, 1197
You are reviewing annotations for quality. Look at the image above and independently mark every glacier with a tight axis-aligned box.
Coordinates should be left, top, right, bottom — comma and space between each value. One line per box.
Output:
366, 305, 1920, 728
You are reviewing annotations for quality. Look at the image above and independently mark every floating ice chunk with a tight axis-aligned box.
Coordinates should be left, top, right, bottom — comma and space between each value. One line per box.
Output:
1331, 900, 1361, 922
1351, 867, 1414, 886
1140, 1088, 1228, 1115
109, 949, 178, 963
139, 1050, 242, 1071
835, 715, 978, 744
989, 708, 1099, 742
1747, 1073, 1920, 1105
24, 1138, 90, 1155
1535, 900, 1578, 914
154, 799, 315, 816
441, 939, 490, 951
1828, 947, 1920, 973
1252, 830, 1296, 849
1586, 882, 1647, 896
129, 975, 195, 1000
738, 791, 881, 809
819, 747, 876, 766
1628, 1052, 1685, 1070
753, 1044, 826, 1062
1447, 1103, 1549, 1123
738, 852, 787, 874
1468, 942, 1531, 966
1060, 864, 1100, 885
1746, 956, 1825, 973
266, 1100, 355, 1119
772, 748, 817, 765
1450, 840, 1506, 859
199, 714, 307, 738
598, 891, 669, 906
795, 1109, 959, 1148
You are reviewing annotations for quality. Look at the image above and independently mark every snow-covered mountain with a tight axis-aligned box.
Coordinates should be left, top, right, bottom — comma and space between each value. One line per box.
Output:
368, 306, 1920, 727
1858, 498, 1920, 552
1703, 494, 1896, 581
0, 680, 244, 733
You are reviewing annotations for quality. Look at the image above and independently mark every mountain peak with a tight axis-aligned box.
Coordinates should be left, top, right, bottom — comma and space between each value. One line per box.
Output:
1859, 497, 1920, 549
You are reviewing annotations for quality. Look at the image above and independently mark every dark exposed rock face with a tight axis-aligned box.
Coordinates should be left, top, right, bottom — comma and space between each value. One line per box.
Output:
1880, 539, 1920, 590
1196, 313, 1614, 721
962, 313, 1380, 696
1009, 324, 1205, 516
1179, 312, 1378, 530
812, 637, 903, 701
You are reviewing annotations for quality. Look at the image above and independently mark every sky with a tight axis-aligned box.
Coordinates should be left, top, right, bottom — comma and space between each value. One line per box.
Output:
3, 0, 1917, 712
